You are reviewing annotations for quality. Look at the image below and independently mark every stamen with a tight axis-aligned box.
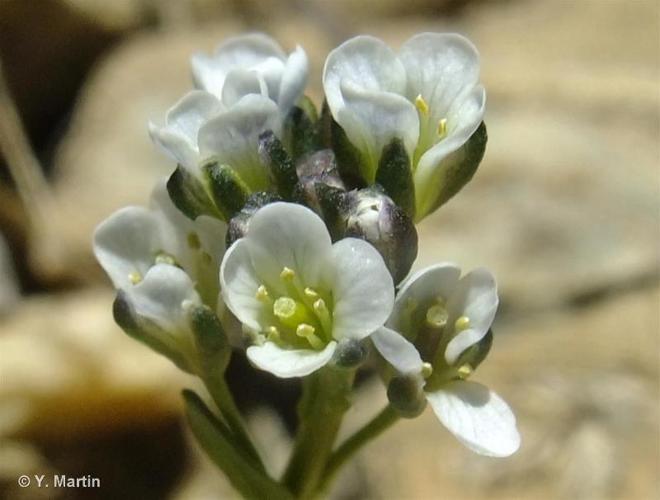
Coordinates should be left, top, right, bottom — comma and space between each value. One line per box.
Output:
457, 363, 473, 379
267, 326, 281, 342
273, 296, 313, 328
128, 271, 142, 284
296, 323, 324, 349
415, 94, 429, 116
154, 251, 177, 266
454, 316, 471, 332
313, 298, 332, 334
426, 304, 448, 328
437, 118, 447, 139
280, 267, 295, 281
304, 287, 319, 300
255, 285, 271, 303
421, 362, 433, 379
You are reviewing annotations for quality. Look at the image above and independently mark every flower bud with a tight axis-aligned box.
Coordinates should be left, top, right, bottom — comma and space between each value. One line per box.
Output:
331, 338, 368, 368
167, 165, 221, 220
292, 149, 346, 215
387, 374, 427, 418
226, 192, 283, 247
375, 137, 415, 218
343, 187, 417, 284
189, 303, 231, 375
282, 96, 320, 161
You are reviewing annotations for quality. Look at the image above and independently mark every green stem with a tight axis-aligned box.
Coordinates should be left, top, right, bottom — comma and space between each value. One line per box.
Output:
204, 375, 266, 472
283, 367, 355, 498
316, 405, 400, 495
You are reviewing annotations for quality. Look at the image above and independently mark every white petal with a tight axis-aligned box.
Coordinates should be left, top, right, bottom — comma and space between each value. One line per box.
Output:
124, 264, 201, 334
247, 341, 337, 378
192, 33, 286, 97
148, 91, 223, 170
337, 81, 418, 180
220, 239, 267, 332
445, 267, 498, 364
390, 263, 461, 333
244, 202, 333, 296
426, 381, 520, 457
328, 238, 394, 340
399, 33, 480, 117
277, 45, 308, 115
372, 327, 423, 375
93, 206, 161, 289
414, 85, 486, 218
198, 94, 279, 191
323, 35, 407, 111
221, 68, 269, 106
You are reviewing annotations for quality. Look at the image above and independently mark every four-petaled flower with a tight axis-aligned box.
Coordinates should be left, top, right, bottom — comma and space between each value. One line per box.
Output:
149, 33, 308, 191
220, 202, 394, 377
323, 33, 485, 220
373, 263, 520, 457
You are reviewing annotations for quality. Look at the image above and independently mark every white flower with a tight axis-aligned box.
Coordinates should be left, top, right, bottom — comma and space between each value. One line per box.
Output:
93, 180, 226, 308
323, 33, 485, 219
372, 263, 520, 457
220, 202, 394, 378
149, 34, 308, 192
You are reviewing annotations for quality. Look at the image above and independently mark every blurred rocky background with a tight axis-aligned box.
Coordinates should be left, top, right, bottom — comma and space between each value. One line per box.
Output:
0, 0, 658, 498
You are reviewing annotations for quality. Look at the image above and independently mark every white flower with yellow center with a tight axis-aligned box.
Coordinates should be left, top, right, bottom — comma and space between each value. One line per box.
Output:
149, 33, 308, 191
220, 202, 395, 378
373, 263, 520, 457
323, 33, 485, 220
93, 180, 226, 308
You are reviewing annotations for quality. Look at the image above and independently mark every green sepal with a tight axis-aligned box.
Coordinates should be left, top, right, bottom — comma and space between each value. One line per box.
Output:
167, 165, 221, 221
257, 131, 298, 200
283, 96, 320, 161
417, 121, 487, 220
331, 339, 367, 369
183, 390, 294, 500
387, 374, 427, 419
113, 290, 192, 373
454, 328, 493, 371
315, 183, 349, 241
203, 160, 250, 220
189, 303, 231, 376
322, 100, 367, 189
376, 138, 415, 218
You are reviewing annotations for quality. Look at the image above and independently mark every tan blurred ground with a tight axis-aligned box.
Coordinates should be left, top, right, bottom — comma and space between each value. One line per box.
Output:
0, 0, 658, 498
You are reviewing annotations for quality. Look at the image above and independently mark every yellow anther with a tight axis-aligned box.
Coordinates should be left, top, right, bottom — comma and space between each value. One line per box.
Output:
454, 315, 471, 332
280, 267, 295, 281
313, 298, 332, 334
296, 323, 324, 349
457, 363, 473, 379
273, 296, 313, 328
437, 118, 447, 139
415, 94, 429, 116
421, 362, 433, 379
304, 287, 319, 300
426, 304, 448, 328
187, 232, 201, 249
155, 251, 177, 266
255, 285, 271, 303
128, 271, 142, 284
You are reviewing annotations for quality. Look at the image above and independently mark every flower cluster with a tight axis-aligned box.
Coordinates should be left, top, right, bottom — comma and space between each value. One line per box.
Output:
94, 32, 519, 498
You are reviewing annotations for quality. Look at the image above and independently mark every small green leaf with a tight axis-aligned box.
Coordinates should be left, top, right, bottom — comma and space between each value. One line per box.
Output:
166, 165, 220, 220
258, 131, 298, 199
203, 161, 250, 220
376, 138, 415, 218
183, 390, 294, 500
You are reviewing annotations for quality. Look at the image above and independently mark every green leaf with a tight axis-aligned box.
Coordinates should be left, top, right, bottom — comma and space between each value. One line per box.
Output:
203, 161, 250, 220
166, 165, 220, 220
183, 390, 294, 500
376, 138, 415, 219
416, 121, 487, 221
258, 131, 298, 200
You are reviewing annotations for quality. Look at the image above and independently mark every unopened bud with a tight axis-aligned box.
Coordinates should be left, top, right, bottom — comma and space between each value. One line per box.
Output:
258, 130, 298, 200
292, 149, 346, 214
332, 339, 367, 368
344, 187, 418, 284
203, 161, 250, 220
226, 192, 282, 247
